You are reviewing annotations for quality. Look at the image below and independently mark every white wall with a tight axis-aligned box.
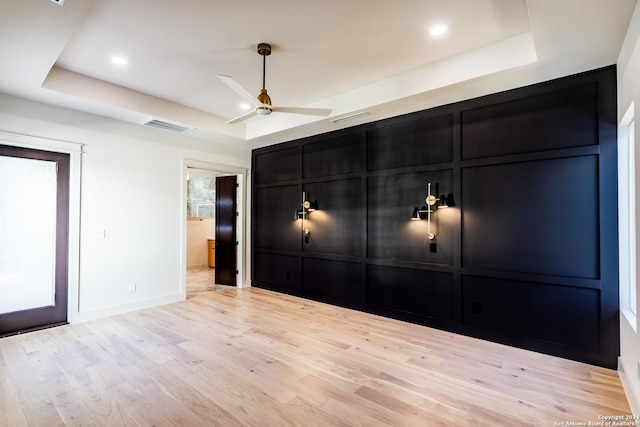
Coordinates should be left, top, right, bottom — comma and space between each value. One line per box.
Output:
0, 93, 250, 323
618, 1, 640, 415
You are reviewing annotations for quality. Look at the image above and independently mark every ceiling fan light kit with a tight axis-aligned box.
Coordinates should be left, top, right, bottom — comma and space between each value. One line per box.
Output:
217, 42, 331, 124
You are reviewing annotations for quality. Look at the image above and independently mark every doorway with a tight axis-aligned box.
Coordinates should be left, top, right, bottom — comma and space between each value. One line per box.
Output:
0, 145, 70, 336
183, 161, 246, 299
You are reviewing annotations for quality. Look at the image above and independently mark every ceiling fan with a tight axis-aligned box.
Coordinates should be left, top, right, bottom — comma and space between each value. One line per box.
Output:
217, 43, 332, 124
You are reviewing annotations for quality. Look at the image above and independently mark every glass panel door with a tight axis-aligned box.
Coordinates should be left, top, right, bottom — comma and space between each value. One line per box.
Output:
0, 156, 57, 314
0, 145, 69, 335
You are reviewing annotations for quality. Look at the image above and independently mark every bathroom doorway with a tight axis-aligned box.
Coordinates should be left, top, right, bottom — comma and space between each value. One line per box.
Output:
183, 160, 247, 299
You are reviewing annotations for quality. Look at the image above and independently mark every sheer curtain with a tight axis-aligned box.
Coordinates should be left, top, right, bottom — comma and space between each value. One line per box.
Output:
0, 155, 57, 314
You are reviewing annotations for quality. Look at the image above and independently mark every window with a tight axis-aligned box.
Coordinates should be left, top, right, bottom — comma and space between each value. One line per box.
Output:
619, 103, 637, 330
187, 168, 218, 218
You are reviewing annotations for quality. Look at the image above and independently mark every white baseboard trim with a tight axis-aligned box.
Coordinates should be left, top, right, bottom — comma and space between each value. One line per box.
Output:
68, 293, 182, 324
619, 357, 640, 415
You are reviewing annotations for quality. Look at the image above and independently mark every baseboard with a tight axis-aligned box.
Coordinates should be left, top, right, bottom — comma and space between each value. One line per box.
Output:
619, 357, 640, 415
68, 293, 182, 324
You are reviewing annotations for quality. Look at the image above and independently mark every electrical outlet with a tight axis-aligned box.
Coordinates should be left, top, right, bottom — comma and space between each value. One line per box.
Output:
637, 362, 640, 381
94, 230, 106, 239
128, 283, 136, 293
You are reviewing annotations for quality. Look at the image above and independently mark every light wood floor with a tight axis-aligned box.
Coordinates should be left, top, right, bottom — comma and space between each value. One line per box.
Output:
186, 268, 235, 299
0, 286, 632, 426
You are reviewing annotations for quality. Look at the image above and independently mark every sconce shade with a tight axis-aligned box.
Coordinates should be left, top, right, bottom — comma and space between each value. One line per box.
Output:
307, 200, 318, 211
438, 194, 449, 208
411, 207, 422, 220
440, 193, 455, 208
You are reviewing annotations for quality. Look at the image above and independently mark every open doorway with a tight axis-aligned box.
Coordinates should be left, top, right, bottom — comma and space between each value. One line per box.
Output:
183, 160, 247, 299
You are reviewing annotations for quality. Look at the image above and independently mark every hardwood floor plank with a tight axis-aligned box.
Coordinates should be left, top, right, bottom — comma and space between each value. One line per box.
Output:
0, 286, 631, 426
133, 357, 245, 426
43, 374, 102, 427
318, 397, 394, 427
108, 381, 175, 426
15, 382, 65, 426
138, 380, 212, 426
75, 382, 139, 426
0, 351, 29, 427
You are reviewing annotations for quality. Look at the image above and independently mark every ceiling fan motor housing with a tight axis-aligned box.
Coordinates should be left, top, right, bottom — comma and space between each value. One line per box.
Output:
257, 89, 272, 115
257, 89, 272, 105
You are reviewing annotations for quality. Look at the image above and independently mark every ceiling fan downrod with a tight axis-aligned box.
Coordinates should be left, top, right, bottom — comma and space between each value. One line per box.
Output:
256, 43, 272, 113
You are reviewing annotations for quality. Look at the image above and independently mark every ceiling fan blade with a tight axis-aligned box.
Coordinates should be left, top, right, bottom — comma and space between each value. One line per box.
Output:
217, 74, 263, 108
271, 107, 332, 117
227, 110, 258, 124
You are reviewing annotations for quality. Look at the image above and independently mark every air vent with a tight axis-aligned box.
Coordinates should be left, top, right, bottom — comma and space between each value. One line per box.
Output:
331, 111, 370, 123
141, 118, 195, 134
50, 0, 66, 5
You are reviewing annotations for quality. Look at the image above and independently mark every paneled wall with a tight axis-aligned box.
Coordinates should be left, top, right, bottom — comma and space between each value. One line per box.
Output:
251, 66, 619, 368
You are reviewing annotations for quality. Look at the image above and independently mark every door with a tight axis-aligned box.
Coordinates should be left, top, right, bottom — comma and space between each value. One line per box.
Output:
0, 145, 69, 336
215, 175, 237, 286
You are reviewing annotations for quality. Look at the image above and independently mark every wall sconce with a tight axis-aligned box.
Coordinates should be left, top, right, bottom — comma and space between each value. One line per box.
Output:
411, 182, 452, 240
294, 191, 317, 240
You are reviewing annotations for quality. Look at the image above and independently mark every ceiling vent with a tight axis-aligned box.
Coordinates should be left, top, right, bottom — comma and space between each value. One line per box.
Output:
331, 111, 370, 123
50, 0, 66, 5
141, 118, 195, 134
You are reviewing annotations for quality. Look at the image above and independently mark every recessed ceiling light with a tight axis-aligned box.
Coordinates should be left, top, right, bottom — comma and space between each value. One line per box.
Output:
430, 25, 448, 37
240, 102, 251, 110
111, 56, 128, 65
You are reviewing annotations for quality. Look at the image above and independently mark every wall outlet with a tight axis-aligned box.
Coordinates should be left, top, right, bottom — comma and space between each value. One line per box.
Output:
94, 230, 106, 239
128, 283, 136, 293
637, 362, 640, 381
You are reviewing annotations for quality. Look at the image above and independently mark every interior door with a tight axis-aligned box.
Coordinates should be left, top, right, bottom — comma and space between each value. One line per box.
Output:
0, 145, 69, 336
215, 175, 237, 286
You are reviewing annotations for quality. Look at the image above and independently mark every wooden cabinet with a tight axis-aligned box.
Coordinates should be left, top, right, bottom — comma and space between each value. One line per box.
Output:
208, 239, 215, 268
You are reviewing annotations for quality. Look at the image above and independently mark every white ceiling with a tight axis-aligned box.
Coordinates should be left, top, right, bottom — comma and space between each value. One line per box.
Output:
0, 0, 636, 149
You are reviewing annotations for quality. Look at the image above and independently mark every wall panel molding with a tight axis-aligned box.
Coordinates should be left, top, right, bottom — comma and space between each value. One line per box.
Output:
251, 65, 619, 368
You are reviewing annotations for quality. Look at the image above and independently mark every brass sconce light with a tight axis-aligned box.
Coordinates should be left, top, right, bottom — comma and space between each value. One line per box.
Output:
411, 182, 451, 240
294, 192, 317, 241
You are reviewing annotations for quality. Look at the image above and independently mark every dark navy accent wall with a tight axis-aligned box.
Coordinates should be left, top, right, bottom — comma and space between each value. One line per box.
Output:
251, 66, 619, 368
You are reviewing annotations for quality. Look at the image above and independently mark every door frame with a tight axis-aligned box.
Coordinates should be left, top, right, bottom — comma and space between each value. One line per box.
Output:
0, 131, 82, 323
181, 159, 249, 299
